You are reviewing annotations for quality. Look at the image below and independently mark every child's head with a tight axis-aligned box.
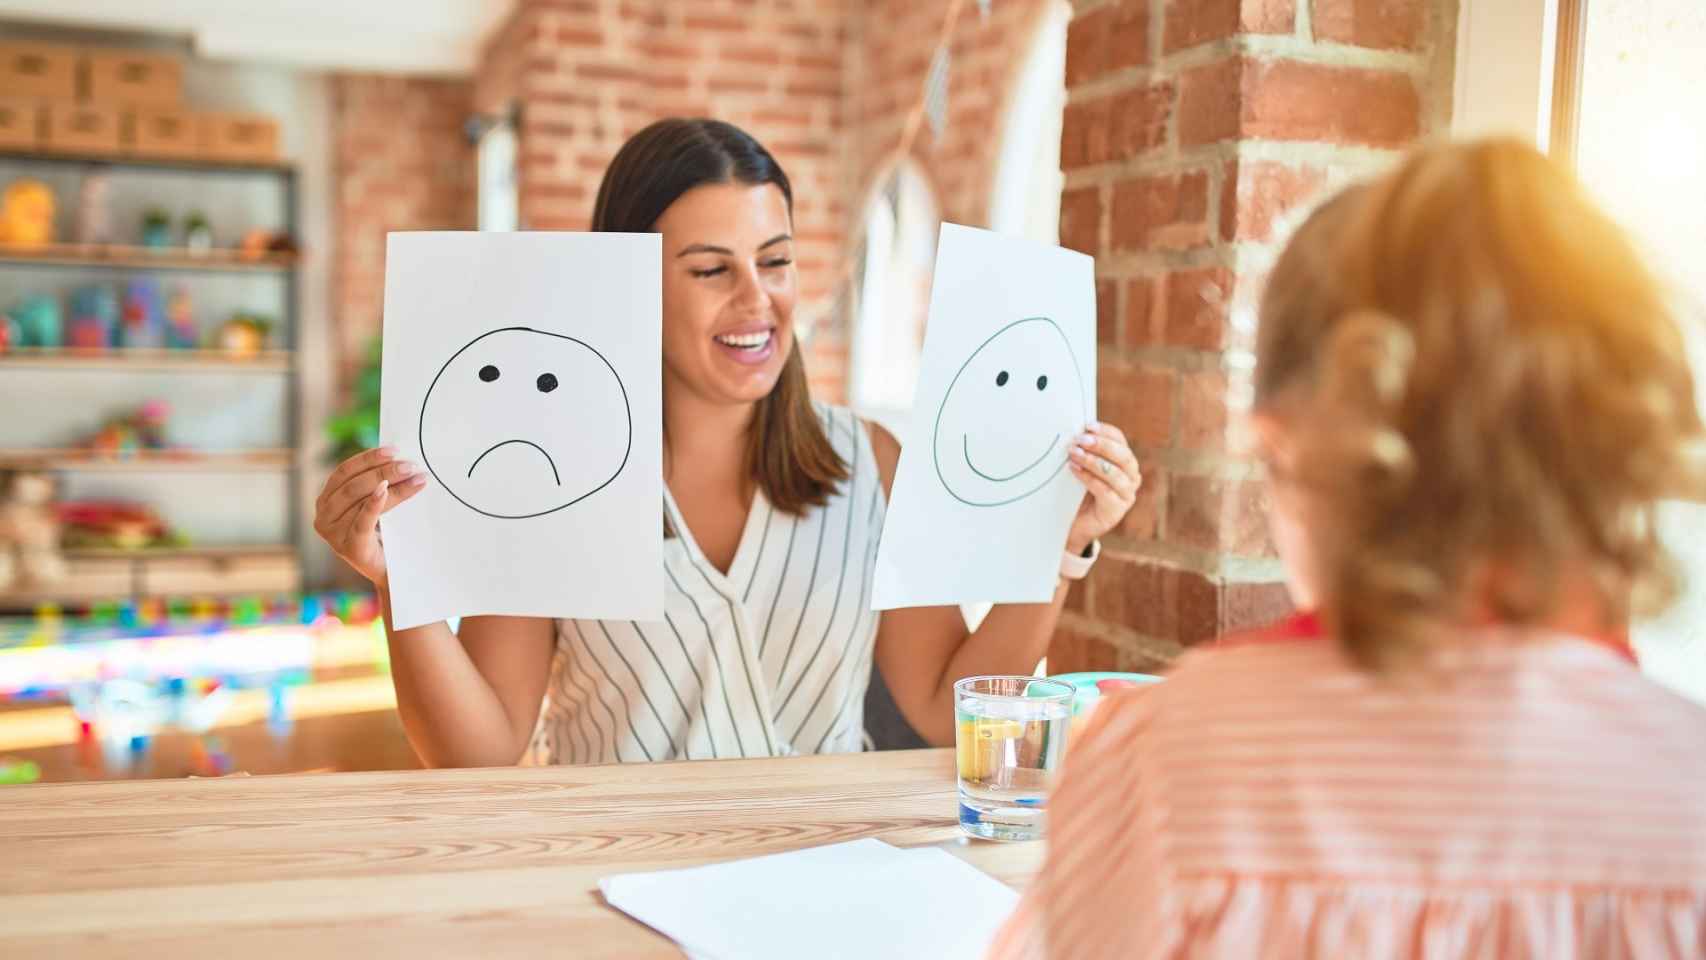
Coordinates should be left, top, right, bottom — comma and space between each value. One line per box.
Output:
1253, 138, 1706, 667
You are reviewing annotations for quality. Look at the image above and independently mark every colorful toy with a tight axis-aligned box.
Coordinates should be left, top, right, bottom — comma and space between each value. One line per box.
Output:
67, 285, 120, 350
81, 400, 172, 458
10, 294, 62, 348
0, 178, 56, 247
0, 470, 68, 590
75, 172, 113, 245
140, 208, 172, 249
239, 229, 298, 262
164, 286, 197, 349
120, 279, 164, 349
57, 500, 181, 551
217, 313, 272, 357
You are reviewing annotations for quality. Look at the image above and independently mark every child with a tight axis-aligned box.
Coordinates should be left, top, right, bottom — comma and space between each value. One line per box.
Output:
987, 139, 1706, 958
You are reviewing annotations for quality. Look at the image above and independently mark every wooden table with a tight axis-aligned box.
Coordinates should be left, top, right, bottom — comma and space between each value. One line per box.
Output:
0, 749, 1040, 958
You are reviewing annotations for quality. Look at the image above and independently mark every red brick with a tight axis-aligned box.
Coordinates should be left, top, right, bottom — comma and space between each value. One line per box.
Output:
1109, 82, 1173, 160
1090, 550, 1170, 637
1223, 580, 1293, 632
685, 14, 745, 32
1175, 569, 1222, 644
1121, 463, 1166, 541
1178, 56, 1244, 146
1058, 186, 1101, 256
1220, 158, 1329, 242
723, 44, 782, 65
1165, 0, 1296, 52
1065, 1, 1150, 85
1049, 620, 1157, 675
1169, 473, 1275, 555
1312, 0, 1427, 50
554, 26, 604, 46
1244, 59, 1420, 146
1124, 276, 1160, 347
1096, 279, 1118, 347
1178, 370, 1230, 451
1165, 266, 1233, 349
1060, 97, 1113, 169
1110, 171, 1210, 253
1099, 361, 1173, 450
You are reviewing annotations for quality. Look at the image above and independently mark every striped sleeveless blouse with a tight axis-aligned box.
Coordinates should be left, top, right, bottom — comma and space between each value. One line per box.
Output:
526, 404, 886, 764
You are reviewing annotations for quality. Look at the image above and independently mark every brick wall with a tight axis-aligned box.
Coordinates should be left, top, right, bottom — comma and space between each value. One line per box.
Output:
329, 75, 476, 380
470, 0, 854, 399
1048, 0, 1456, 674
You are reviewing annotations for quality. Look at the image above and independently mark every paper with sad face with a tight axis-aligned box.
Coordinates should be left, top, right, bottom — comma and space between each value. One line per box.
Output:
873, 223, 1095, 609
378, 232, 663, 630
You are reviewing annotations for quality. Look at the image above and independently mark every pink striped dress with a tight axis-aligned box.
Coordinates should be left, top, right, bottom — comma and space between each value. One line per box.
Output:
987, 617, 1706, 959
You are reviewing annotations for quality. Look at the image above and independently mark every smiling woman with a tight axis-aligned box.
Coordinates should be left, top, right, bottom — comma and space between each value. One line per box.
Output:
312, 118, 1143, 769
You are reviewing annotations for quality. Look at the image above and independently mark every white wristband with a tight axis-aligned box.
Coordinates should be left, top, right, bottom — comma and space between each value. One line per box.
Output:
1059, 539, 1101, 581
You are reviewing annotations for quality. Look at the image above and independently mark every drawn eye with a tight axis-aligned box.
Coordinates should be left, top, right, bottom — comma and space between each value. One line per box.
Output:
478, 365, 499, 382
1036, 375, 1048, 391
537, 373, 559, 393
995, 371, 1009, 387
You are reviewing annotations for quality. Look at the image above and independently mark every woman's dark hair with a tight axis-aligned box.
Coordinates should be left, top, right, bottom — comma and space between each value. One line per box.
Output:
592, 118, 847, 516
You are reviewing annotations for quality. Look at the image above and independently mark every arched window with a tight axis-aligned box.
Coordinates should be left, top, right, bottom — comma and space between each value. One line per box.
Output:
848, 162, 940, 436
989, 0, 1070, 243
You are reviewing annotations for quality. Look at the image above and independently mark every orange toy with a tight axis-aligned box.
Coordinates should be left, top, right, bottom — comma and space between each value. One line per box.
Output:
0, 179, 57, 248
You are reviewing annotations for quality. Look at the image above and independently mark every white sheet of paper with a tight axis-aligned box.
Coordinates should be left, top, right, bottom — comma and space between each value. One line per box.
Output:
599, 838, 1019, 960
378, 231, 663, 629
873, 223, 1096, 609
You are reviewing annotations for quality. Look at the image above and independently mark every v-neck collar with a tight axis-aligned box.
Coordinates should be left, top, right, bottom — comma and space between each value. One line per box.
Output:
662, 483, 775, 589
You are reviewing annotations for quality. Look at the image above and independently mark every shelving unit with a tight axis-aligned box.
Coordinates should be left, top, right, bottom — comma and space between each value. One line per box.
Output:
0, 149, 302, 610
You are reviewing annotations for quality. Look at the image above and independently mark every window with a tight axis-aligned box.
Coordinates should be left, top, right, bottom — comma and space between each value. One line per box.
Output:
477, 111, 518, 232
1570, 0, 1706, 703
848, 163, 939, 437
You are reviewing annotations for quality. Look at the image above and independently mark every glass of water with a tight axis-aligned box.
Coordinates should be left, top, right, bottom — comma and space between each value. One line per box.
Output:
954, 675, 1074, 842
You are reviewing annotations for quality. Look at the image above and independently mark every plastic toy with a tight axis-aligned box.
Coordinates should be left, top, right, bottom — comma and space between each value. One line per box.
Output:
0, 470, 68, 590
10, 295, 61, 348
120, 279, 164, 349
81, 400, 172, 458
75, 172, 112, 245
184, 212, 212, 253
0, 178, 56, 247
57, 500, 181, 551
165, 286, 196, 349
68, 285, 120, 350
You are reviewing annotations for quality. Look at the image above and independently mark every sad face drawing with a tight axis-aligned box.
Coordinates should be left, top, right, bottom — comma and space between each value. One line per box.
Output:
932, 317, 1086, 507
419, 327, 632, 519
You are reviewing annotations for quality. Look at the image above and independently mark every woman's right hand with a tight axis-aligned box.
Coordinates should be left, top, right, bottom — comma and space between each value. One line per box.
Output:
314, 447, 429, 586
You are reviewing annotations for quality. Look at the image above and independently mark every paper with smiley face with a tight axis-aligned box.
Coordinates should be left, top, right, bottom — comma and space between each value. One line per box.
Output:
378, 232, 663, 630
873, 223, 1095, 610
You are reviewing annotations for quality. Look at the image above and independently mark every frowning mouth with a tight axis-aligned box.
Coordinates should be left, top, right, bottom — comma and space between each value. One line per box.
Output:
468, 439, 561, 485
963, 433, 1059, 483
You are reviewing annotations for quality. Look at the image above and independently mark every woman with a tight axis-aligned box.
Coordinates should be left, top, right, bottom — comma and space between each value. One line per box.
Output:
315, 119, 1141, 767
989, 140, 1706, 958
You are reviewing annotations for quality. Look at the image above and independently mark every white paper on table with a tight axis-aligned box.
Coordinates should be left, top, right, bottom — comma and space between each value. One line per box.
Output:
377, 231, 664, 629
873, 222, 1096, 610
599, 838, 1020, 960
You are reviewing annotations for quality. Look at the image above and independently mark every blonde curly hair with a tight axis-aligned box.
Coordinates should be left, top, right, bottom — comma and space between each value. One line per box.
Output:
1255, 138, 1706, 669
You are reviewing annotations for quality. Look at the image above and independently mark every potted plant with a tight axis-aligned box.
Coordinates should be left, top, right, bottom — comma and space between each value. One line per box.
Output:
140, 208, 172, 250
325, 336, 381, 463
183, 212, 213, 255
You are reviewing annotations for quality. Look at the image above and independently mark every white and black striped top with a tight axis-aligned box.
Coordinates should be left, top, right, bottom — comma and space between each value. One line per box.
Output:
526, 404, 886, 764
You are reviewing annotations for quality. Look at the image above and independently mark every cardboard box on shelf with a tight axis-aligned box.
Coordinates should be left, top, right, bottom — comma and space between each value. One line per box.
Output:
44, 102, 122, 156
0, 43, 79, 101
198, 112, 280, 163
126, 107, 198, 159
84, 51, 183, 107
0, 98, 41, 150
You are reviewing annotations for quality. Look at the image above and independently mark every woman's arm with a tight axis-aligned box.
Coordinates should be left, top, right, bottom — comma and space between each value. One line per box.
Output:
318, 448, 556, 768
865, 422, 1141, 745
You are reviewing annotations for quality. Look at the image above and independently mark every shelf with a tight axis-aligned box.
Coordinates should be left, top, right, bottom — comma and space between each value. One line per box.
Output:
0, 242, 296, 274
0, 450, 293, 473
0, 348, 291, 373
63, 545, 296, 561
0, 148, 294, 177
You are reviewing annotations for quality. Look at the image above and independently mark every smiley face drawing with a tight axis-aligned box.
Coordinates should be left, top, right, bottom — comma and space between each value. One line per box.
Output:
932, 317, 1086, 507
419, 327, 631, 520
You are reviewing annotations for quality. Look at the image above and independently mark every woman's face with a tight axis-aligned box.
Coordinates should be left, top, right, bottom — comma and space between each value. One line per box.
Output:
653, 181, 797, 406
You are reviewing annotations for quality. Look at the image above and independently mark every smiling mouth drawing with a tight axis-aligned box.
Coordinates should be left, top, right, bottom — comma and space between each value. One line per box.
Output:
963, 433, 1059, 483
467, 439, 561, 486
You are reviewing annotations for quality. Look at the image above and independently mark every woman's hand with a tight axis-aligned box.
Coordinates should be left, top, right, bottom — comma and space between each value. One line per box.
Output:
1065, 422, 1143, 554
313, 447, 428, 586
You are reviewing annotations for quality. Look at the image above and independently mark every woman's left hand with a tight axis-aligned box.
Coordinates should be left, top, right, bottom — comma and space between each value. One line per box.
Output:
1066, 422, 1143, 554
